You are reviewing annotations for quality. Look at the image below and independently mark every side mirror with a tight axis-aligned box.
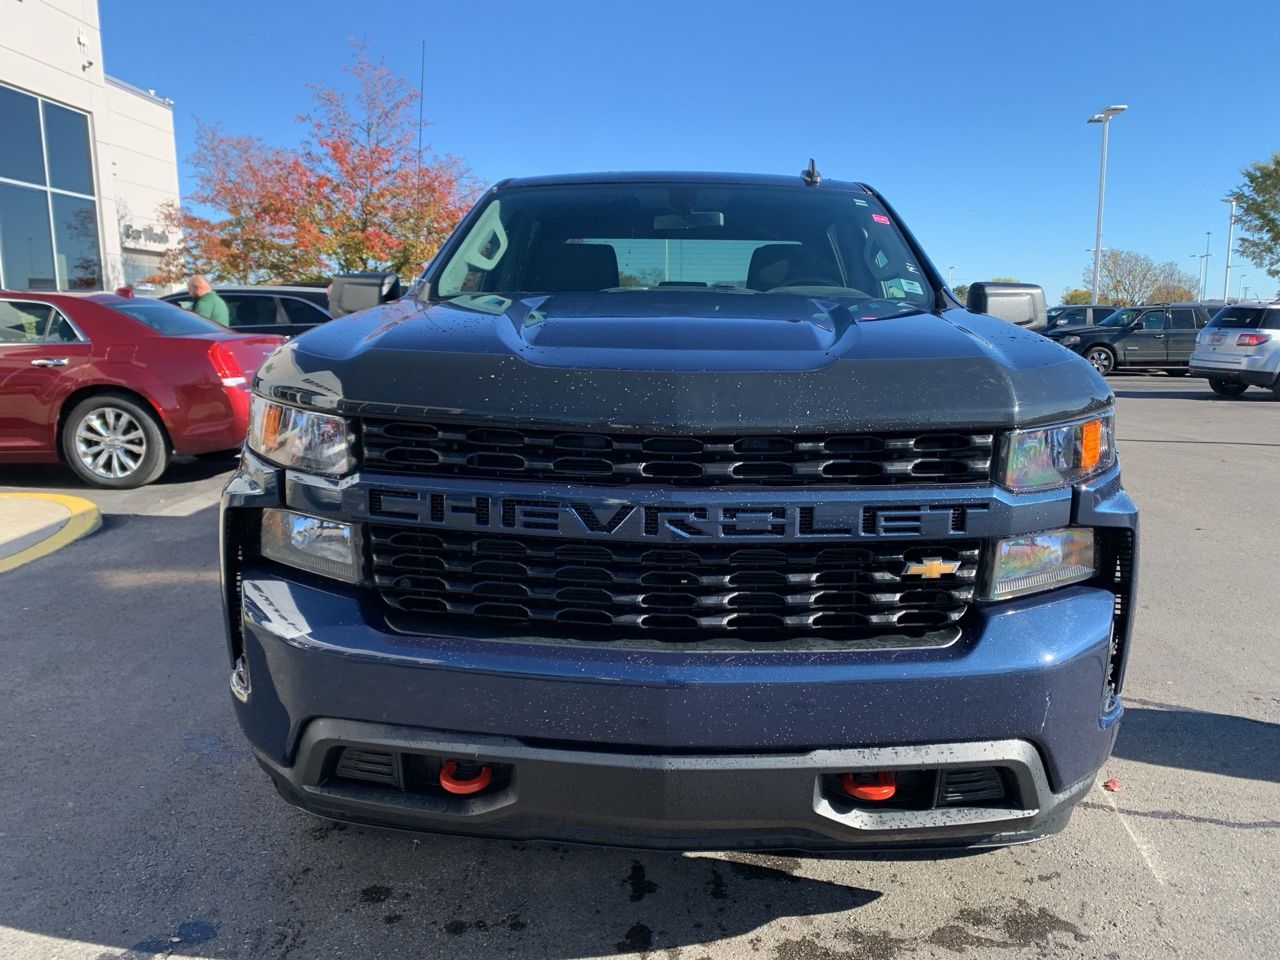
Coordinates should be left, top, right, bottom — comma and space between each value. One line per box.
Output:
967, 282, 1048, 331
328, 271, 402, 318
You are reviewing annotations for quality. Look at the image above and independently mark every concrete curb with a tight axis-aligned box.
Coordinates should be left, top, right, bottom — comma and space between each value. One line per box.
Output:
0, 493, 102, 573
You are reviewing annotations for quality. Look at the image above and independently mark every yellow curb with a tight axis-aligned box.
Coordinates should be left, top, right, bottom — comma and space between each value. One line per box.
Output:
0, 493, 102, 573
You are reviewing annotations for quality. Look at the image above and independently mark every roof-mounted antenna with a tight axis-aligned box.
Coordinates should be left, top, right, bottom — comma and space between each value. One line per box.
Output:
801, 158, 821, 187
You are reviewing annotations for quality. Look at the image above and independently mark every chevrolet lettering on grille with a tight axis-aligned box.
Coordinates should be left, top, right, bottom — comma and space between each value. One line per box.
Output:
364, 488, 990, 543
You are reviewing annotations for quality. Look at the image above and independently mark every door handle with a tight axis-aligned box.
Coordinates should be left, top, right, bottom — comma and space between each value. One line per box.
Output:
1153, 335, 1165, 339
30, 357, 69, 367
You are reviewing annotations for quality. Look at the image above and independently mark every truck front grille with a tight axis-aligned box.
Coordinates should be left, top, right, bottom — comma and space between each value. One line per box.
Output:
371, 525, 978, 647
360, 420, 994, 487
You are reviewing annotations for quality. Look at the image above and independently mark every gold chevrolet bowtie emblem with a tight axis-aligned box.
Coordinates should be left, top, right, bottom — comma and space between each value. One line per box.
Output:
903, 558, 961, 579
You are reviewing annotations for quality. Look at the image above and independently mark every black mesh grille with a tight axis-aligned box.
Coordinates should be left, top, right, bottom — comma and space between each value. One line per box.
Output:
360, 420, 994, 487
1102, 528, 1137, 696
371, 524, 978, 646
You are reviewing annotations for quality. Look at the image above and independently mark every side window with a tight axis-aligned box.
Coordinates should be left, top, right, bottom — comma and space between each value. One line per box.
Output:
280, 297, 326, 325
169, 297, 195, 311
1169, 309, 1196, 330
222, 294, 280, 328
1137, 311, 1167, 331
0, 300, 53, 343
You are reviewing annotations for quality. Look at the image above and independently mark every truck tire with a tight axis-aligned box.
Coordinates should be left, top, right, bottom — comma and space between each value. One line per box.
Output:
61, 392, 170, 488
1085, 346, 1116, 376
1208, 378, 1248, 398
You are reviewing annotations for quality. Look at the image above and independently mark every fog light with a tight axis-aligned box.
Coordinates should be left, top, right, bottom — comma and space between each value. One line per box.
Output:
260, 509, 362, 583
984, 527, 1095, 600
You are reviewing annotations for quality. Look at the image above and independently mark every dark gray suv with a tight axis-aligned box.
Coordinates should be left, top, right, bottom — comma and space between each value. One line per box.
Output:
1046, 303, 1114, 330
162, 286, 331, 336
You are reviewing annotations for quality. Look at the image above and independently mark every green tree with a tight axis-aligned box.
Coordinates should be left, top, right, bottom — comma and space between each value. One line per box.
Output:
952, 282, 969, 303
989, 276, 1021, 283
1233, 153, 1280, 284
1061, 288, 1093, 304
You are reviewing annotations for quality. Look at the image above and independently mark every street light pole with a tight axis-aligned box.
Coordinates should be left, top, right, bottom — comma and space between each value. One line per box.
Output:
947, 266, 956, 287
1239, 274, 1247, 300
1199, 231, 1212, 300
1222, 196, 1239, 300
1088, 105, 1127, 302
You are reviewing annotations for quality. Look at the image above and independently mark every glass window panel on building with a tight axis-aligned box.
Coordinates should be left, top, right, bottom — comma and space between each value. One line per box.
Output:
51, 194, 102, 290
0, 84, 101, 291
0, 85, 46, 185
43, 102, 95, 196
0, 182, 57, 290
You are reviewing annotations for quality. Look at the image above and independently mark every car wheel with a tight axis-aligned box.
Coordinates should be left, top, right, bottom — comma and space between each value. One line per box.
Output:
1165, 368, 1189, 377
1208, 378, 1248, 398
61, 393, 170, 488
1085, 346, 1115, 376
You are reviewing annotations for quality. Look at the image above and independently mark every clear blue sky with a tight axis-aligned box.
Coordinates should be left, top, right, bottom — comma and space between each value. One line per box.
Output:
102, 0, 1280, 301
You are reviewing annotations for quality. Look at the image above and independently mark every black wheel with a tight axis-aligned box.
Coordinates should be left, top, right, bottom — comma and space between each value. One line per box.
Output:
1084, 345, 1116, 376
1165, 368, 1189, 377
1208, 378, 1248, 398
61, 392, 169, 488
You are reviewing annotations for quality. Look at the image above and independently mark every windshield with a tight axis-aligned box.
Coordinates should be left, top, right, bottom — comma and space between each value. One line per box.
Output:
1098, 308, 1139, 327
1207, 306, 1280, 330
109, 299, 229, 336
432, 182, 934, 318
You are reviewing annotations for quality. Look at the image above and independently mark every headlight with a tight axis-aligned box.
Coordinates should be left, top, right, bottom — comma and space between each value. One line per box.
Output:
248, 395, 354, 475
1059, 335, 1080, 346
984, 527, 1095, 600
260, 509, 362, 583
1001, 413, 1114, 491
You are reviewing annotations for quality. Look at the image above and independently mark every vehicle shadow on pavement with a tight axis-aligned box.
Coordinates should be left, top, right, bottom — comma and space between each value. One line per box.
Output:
0, 506, 882, 960
1110, 387, 1275, 402
0, 455, 237, 491
1114, 704, 1280, 784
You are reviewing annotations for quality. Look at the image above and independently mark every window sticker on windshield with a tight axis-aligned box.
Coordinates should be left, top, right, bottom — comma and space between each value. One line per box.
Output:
872, 214, 891, 225
901, 280, 924, 295
853, 198, 869, 206
904, 262, 920, 274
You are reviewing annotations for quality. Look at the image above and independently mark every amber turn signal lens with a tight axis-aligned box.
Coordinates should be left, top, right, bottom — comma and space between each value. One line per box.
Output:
1080, 419, 1102, 472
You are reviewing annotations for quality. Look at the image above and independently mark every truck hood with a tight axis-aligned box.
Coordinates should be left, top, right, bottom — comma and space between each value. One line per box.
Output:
254, 292, 1112, 432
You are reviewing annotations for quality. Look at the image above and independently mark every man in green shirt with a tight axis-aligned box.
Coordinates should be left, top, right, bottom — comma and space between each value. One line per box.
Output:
187, 275, 230, 325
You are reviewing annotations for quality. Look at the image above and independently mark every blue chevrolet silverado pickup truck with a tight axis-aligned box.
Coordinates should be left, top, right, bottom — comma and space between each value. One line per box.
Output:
221, 170, 1137, 851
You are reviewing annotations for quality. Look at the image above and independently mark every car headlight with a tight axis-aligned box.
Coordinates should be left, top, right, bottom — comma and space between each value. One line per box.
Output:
260, 509, 362, 583
1000, 413, 1114, 491
984, 527, 1095, 600
247, 395, 354, 475
1059, 335, 1080, 346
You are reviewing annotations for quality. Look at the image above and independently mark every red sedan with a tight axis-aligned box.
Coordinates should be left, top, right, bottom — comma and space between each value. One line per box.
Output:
0, 292, 284, 488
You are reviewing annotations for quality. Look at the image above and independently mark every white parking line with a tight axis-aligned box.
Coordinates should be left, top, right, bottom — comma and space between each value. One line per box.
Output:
1104, 796, 1168, 885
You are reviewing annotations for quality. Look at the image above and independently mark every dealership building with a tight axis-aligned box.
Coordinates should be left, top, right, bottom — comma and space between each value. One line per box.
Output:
0, 0, 180, 292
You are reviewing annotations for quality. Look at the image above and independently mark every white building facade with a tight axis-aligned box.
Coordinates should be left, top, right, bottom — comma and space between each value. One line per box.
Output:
0, 0, 180, 292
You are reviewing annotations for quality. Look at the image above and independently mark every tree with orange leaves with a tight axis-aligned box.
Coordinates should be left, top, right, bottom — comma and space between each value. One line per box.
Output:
152, 44, 477, 285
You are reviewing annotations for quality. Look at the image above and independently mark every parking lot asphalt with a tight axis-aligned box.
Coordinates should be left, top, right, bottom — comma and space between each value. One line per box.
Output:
0, 374, 1276, 960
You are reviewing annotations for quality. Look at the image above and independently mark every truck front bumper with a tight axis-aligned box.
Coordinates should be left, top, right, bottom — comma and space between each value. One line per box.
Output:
230, 568, 1123, 850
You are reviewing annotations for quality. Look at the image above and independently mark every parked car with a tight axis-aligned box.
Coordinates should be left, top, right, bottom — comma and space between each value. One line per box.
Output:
1189, 301, 1280, 397
1045, 303, 1115, 330
161, 285, 331, 336
1042, 302, 1214, 375
0, 292, 283, 487
223, 170, 1137, 851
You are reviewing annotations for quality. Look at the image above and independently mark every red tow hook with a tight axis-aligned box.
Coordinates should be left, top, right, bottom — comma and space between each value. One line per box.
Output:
439, 759, 493, 795
841, 771, 897, 802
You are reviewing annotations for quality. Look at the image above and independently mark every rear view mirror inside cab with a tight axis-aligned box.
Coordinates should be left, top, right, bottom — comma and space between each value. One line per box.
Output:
653, 211, 725, 230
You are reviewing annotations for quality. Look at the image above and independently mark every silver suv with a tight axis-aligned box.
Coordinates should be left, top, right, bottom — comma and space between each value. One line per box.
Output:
1190, 302, 1280, 397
